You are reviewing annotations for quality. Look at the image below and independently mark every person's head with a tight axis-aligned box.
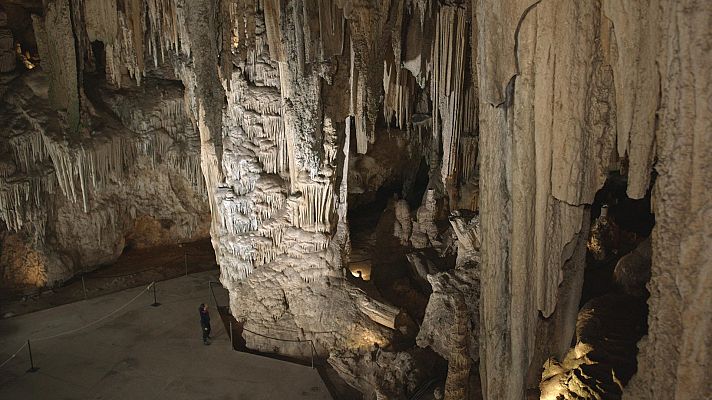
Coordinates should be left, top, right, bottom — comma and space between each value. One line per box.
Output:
200, 303, 206, 312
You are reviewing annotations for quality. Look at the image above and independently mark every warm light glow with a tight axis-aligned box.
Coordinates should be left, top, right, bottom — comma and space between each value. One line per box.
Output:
348, 329, 387, 350
348, 260, 372, 281
15, 43, 35, 70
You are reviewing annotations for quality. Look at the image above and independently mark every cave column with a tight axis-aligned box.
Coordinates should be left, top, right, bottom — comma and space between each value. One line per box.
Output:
178, 0, 226, 267
31, 0, 81, 133
623, 1, 712, 398
476, 1, 615, 398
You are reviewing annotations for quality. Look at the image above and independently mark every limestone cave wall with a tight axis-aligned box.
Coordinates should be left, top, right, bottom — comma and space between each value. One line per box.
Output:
0, 0, 709, 399
0, 1, 210, 290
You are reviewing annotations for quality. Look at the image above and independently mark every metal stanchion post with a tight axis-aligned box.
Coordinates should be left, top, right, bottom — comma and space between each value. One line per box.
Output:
26, 340, 38, 372
81, 275, 88, 300
229, 321, 233, 350
208, 282, 217, 309
151, 282, 161, 307
310, 342, 314, 369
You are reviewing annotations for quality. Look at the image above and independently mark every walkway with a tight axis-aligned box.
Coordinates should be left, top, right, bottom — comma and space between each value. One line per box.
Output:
0, 271, 332, 400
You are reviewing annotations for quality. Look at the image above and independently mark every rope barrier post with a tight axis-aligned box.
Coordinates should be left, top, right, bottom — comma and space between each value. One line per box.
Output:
229, 321, 233, 350
208, 282, 218, 309
81, 274, 87, 300
184, 252, 188, 277
151, 282, 161, 307
26, 340, 38, 373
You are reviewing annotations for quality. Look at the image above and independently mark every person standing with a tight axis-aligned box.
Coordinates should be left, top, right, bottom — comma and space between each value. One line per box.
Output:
199, 303, 211, 345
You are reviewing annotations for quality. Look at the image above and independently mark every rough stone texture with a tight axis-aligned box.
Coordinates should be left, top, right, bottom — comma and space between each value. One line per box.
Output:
2, 0, 710, 399
540, 294, 647, 400
477, 1, 610, 397
613, 237, 651, 298
416, 212, 480, 400
476, 0, 711, 399
622, 2, 712, 398
1, 47, 209, 289
31, 0, 80, 131
601, 0, 658, 200
0, 7, 15, 73
329, 347, 441, 399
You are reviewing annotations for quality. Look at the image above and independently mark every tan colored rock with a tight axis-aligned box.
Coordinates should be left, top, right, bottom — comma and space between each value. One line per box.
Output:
477, 0, 711, 398
613, 237, 651, 298
0, 27, 14, 73
31, 0, 80, 130
623, 2, 712, 398
3, 1, 709, 399
540, 294, 647, 400
0, 59, 209, 288
601, 0, 659, 199
478, 1, 608, 397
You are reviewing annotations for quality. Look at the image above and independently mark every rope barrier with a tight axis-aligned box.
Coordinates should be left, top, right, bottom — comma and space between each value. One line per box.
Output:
1, 283, 153, 372
0, 342, 28, 370
0, 250, 216, 304
30, 283, 152, 342
240, 326, 317, 369
208, 281, 319, 368
240, 326, 314, 343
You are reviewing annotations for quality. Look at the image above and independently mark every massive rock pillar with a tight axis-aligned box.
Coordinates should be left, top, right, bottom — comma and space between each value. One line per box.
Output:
476, 1, 616, 398
623, 1, 712, 398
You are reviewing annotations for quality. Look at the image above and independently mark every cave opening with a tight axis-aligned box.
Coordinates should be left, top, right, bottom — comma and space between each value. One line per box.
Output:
544, 171, 656, 398
583, 172, 656, 305
90, 40, 106, 76
345, 133, 438, 323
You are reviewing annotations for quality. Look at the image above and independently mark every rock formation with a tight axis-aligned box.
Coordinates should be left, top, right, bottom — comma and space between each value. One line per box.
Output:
0, 2, 210, 290
0, 7, 15, 73
1, 0, 710, 399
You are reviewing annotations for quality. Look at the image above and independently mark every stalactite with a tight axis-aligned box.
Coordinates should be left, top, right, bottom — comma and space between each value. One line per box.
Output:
461, 82, 477, 136
32, 0, 81, 131
44, 133, 137, 212
9, 131, 48, 174
86, 0, 183, 87
349, 37, 369, 154
317, 0, 345, 59
410, 114, 432, 148
130, 129, 205, 196
262, 0, 286, 62
291, 182, 334, 232
0, 174, 55, 231
459, 136, 478, 183
431, 5, 467, 188
383, 61, 416, 130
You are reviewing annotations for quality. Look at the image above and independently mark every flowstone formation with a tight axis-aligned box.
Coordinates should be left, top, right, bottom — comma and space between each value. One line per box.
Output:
1, 0, 710, 399
0, 2, 209, 290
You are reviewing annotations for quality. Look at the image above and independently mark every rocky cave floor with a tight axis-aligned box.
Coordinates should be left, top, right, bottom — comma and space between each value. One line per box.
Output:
0, 239, 217, 318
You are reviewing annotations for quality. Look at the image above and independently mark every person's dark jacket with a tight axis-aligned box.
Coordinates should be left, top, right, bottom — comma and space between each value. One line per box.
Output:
200, 308, 210, 327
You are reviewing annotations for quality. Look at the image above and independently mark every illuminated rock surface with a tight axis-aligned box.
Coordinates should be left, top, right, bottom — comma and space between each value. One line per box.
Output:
0, 1, 709, 399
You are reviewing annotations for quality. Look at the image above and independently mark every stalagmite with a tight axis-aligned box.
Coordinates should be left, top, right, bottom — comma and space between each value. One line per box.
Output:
3, 1, 709, 399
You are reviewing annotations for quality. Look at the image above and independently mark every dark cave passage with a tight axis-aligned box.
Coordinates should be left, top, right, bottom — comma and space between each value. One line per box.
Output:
1, 1, 708, 399
542, 172, 656, 398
